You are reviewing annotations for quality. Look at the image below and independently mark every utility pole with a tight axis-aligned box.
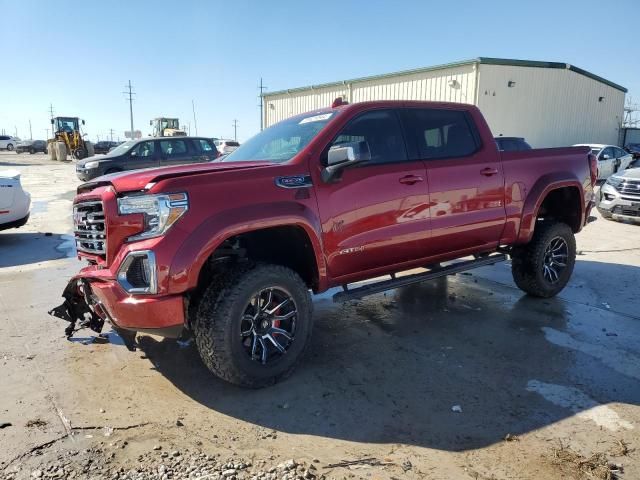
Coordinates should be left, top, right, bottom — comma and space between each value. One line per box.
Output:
191, 100, 198, 136
14, 126, 18, 138
109, 128, 115, 142
123, 80, 135, 139
44, 129, 49, 140
29, 120, 32, 140
48, 103, 55, 122
258, 77, 267, 131
232, 119, 238, 141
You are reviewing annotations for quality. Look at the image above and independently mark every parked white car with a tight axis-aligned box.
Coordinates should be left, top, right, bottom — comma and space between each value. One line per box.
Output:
214, 139, 240, 155
0, 170, 31, 231
574, 144, 633, 180
0, 135, 21, 151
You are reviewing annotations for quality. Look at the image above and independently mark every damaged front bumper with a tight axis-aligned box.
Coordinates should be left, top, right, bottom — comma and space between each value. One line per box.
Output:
49, 268, 186, 349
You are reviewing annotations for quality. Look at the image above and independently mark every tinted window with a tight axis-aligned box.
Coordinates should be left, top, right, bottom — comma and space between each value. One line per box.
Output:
330, 109, 407, 164
0, 136, 8, 140
225, 141, 240, 147
197, 139, 215, 152
403, 109, 478, 159
131, 141, 155, 157
160, 139, 188, 156
615, 147, 627, 158
600, 147, 614, 159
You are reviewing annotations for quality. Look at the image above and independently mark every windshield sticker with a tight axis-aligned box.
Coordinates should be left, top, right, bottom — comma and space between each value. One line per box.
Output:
299, 113, 333, 124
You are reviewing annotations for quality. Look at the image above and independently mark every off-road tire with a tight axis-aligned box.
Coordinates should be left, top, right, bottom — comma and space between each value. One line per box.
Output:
511, 221, 576, 298
6, 143, 13, 151
193, 263, 313, 388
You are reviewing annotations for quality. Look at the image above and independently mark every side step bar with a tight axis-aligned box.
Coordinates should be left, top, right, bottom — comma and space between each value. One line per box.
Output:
332, 254, 507, 303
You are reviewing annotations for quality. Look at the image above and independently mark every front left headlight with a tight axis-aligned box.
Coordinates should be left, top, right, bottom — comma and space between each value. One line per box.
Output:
84, 161, 100, 169
118, 192, 188, 241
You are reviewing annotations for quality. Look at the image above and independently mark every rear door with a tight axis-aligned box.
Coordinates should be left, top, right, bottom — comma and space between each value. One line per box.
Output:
159, 138, 191, 166
314, 108, 431, 279
401, 107, 506, 257
614, 147, 633, 171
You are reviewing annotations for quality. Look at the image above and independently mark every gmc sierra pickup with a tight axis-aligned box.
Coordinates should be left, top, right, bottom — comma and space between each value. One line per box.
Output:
51, 100, 597, 388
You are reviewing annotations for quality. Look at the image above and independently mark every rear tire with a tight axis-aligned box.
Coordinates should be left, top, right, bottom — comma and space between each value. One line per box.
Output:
6, 143, 13, 151
193, 263, 313, 388
511, 221, 576, 298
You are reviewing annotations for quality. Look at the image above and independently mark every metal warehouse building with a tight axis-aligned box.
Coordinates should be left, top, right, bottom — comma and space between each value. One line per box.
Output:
263, 57, 627, 148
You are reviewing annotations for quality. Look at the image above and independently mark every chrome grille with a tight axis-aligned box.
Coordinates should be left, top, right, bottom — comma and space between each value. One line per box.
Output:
73, 201, 107, 255
617, 179, 640, 196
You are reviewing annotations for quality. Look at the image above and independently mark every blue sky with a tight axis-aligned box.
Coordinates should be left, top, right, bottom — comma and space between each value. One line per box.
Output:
1, 0, 638, 142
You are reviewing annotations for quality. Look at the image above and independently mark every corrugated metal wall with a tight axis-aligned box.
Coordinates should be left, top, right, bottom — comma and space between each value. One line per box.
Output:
476, 64, 625, 147
264, 64, 477, 128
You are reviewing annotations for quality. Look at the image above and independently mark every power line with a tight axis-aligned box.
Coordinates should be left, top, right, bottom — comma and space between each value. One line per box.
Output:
232, 119, 239, 142
258, 77, 267, 131
123, 80, 135, 139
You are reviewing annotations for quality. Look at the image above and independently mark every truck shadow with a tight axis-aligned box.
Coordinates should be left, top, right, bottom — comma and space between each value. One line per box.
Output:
0, 232, 75, 268
137, 262, 640, 451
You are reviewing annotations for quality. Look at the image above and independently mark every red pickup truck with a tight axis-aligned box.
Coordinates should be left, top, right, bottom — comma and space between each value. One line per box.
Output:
51, 100, 597, 387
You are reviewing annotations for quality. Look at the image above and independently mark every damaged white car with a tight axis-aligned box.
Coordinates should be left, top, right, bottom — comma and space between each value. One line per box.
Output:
0, 170, 31, 231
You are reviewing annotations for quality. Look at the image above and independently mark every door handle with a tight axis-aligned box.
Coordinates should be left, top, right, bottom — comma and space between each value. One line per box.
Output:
399, 175, 424, 185
480, 167, 499, 176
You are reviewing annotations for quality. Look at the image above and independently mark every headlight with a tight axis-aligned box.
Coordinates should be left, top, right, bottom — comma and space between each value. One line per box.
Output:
84, 161, 99, 169
117, 192, 188, 241
605, 176, 623, 189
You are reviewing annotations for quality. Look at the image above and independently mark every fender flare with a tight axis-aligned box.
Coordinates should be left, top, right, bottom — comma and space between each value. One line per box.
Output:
516, 173, 584, 244
168, 202, 327, 293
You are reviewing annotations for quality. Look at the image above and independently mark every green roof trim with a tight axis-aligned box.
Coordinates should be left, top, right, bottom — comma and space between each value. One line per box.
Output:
264, 57, 627, 96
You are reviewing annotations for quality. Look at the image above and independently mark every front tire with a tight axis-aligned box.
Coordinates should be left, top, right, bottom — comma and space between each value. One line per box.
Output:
193, 263, 313, 388
6, 143, 13, 151
511, 221, 576, 298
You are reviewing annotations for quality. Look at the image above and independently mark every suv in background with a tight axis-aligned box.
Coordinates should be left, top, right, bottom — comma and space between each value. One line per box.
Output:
597, 167, 640, 221
75, 136, 220, 181
214, 139, 240, 154
0, 135, 21, 151
94, 141, 120, 154
16, 140, 47, 154
495, 136, 532, 151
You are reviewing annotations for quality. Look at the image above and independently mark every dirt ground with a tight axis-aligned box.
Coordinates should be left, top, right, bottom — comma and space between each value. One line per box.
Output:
1, 151, 639, 480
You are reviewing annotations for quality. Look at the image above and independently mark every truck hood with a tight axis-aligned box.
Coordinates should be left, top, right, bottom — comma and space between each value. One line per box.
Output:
77, 161, 274, 193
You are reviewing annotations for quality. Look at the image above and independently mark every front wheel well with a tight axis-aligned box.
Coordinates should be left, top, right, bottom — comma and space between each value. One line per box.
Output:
197, 226, 319, 293
536, 187, 582, 232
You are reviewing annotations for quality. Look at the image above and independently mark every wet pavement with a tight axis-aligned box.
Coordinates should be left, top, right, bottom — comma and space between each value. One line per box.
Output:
0, 151, 639, 479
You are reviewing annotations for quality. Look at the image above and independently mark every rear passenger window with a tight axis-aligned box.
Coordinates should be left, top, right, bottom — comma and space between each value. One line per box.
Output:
160, 139, 188, 156
403, 109, 479, 159
330, 109, 407, 164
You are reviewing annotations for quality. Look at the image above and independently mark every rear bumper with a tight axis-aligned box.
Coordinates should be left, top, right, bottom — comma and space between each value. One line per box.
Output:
0, 212, 29, 231
49, 270, 186, 339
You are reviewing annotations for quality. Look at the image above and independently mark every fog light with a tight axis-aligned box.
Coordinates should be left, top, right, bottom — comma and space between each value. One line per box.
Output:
117, 251, 157, 294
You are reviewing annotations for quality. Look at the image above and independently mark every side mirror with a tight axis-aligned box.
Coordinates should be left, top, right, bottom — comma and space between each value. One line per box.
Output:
601, 154, 610, 160
322, 141, 371, 183
50, 119, 54, 125
130, 150, 138, 157
149, 120, 153, 126
82, 120, 85, 125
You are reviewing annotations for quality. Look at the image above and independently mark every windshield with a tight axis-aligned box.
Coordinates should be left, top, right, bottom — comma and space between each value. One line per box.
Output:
223, 112, 335, 163
106, 140, 136, 156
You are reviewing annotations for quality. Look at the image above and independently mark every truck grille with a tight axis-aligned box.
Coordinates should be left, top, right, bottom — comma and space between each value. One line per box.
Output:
616, 179, 640, 196
74, 201, 107, 255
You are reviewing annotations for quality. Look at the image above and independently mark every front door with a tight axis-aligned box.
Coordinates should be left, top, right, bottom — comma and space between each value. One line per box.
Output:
314, 109, 431, 280
126, 140, 160, 170
401, 107, 505, 257
598, 147, 616, 179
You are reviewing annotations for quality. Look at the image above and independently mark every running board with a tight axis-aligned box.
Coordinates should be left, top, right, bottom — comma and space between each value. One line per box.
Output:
332, 254, 507, 303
